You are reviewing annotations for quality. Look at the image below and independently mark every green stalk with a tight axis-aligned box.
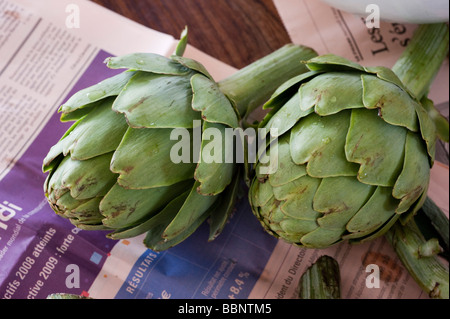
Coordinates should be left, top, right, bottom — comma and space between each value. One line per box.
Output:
387, 23, 449, 299
218, 44, 318, 118
385, 217, 449, 299
392, 23, 449, 100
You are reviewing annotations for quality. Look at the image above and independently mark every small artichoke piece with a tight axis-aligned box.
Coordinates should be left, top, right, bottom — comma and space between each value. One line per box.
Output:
298, 255, 341, 299
385, 198, 449, 299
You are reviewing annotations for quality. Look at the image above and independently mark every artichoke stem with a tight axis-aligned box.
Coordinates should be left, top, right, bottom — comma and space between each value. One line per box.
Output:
385, 217, 449, 299
218, 44, 318, 118
392, 23, 449, 100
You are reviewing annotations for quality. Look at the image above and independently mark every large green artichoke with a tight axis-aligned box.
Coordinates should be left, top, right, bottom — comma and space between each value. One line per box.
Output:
43, 31, 317, 251
249, 54, 441, 249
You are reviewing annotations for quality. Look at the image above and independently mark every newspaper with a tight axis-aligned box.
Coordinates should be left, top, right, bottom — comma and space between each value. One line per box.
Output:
0, 0, 448, 301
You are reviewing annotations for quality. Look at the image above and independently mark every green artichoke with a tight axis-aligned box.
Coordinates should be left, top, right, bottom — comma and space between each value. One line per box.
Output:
43, 30, 317, 251
249, 53, 442, 248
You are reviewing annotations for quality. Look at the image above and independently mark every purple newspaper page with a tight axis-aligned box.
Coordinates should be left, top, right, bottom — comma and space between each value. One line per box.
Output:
0, 50, 121, 299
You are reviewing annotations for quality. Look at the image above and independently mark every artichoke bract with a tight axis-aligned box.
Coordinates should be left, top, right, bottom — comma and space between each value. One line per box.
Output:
249, 54, 439, 249
42, 30, 317, 251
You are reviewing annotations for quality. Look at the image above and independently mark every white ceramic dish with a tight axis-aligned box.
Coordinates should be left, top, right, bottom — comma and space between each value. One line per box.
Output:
320, 0, 449, 24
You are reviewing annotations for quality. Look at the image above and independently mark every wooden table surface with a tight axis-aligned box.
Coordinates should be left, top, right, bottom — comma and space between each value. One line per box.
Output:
90, 0, 292, 69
